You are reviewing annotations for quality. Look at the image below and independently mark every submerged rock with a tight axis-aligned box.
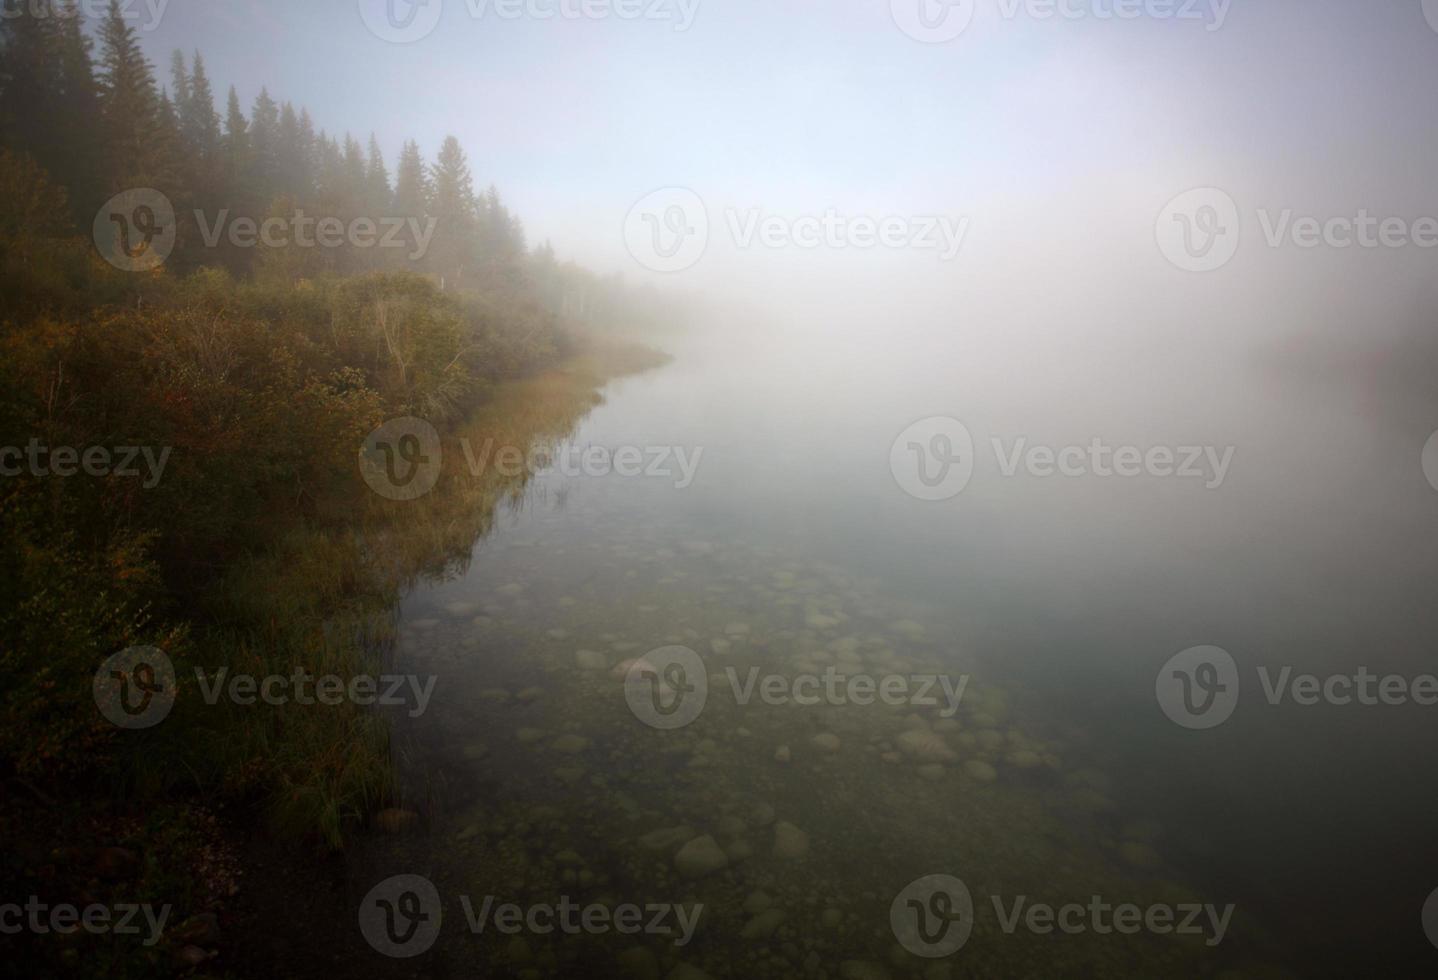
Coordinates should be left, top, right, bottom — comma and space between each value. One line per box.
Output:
963, 760, 998, 783
617, 947, 662, 980
739, 908, 786, 939
374, 808, 419, 834
894, 729, 957, 763
674, 835, 730, 878
638, 826, 695, 853
550, 734, 590, 754
575, 649, 609, 670
811, 733, 842, 753
773, 821, 809, 860
1119, 841, 1162, 871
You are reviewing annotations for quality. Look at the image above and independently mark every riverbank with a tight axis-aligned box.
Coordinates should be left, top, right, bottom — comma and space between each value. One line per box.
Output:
0, 252, 669, 974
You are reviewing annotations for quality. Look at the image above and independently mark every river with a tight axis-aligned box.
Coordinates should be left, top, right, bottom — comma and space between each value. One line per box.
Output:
357, 316, 1438, 978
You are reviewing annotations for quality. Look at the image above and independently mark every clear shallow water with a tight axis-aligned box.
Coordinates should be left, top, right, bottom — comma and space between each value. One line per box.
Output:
368, 322, 1438, 977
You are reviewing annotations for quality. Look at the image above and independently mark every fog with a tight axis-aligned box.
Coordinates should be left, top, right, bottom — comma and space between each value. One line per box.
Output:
6, 0, 1436, 975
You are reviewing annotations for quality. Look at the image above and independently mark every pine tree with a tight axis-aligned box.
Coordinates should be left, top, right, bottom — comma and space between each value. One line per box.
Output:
169, 50, 191, 136
184, 52, 221, 162
366, 135, 391, 211
393, 140, 429, 221
341, 134, 367, 209
0, 7, 65, 171
429, 136, 476, 289
222, 86, 249, 191
49, 2, 106, 221
276, 102, 313, 202
97, 0, 165, 189
248, 87, 280, 203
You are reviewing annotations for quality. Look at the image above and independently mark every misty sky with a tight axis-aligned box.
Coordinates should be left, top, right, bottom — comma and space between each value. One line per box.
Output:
121, 0, 1438, 347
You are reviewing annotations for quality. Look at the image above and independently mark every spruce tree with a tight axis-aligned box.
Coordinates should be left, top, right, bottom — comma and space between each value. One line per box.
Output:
97, 0, 165, 189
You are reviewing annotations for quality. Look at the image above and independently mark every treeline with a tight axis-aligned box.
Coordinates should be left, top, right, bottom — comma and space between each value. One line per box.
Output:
0, 0, 674, 330
0, 0, 677, 877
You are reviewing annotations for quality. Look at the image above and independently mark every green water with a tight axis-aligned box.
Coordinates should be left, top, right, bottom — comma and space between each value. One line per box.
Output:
355, 322, 1438, 978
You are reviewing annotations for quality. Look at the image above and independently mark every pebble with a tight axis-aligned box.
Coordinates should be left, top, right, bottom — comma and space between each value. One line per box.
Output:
674, 835, 730, 878
773, 821, 809, 860
963, 760, 998, 783
575, 649, 609, 670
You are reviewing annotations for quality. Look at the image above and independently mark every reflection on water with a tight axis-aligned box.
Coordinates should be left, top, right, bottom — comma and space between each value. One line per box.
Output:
364, 323, 1438, 977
